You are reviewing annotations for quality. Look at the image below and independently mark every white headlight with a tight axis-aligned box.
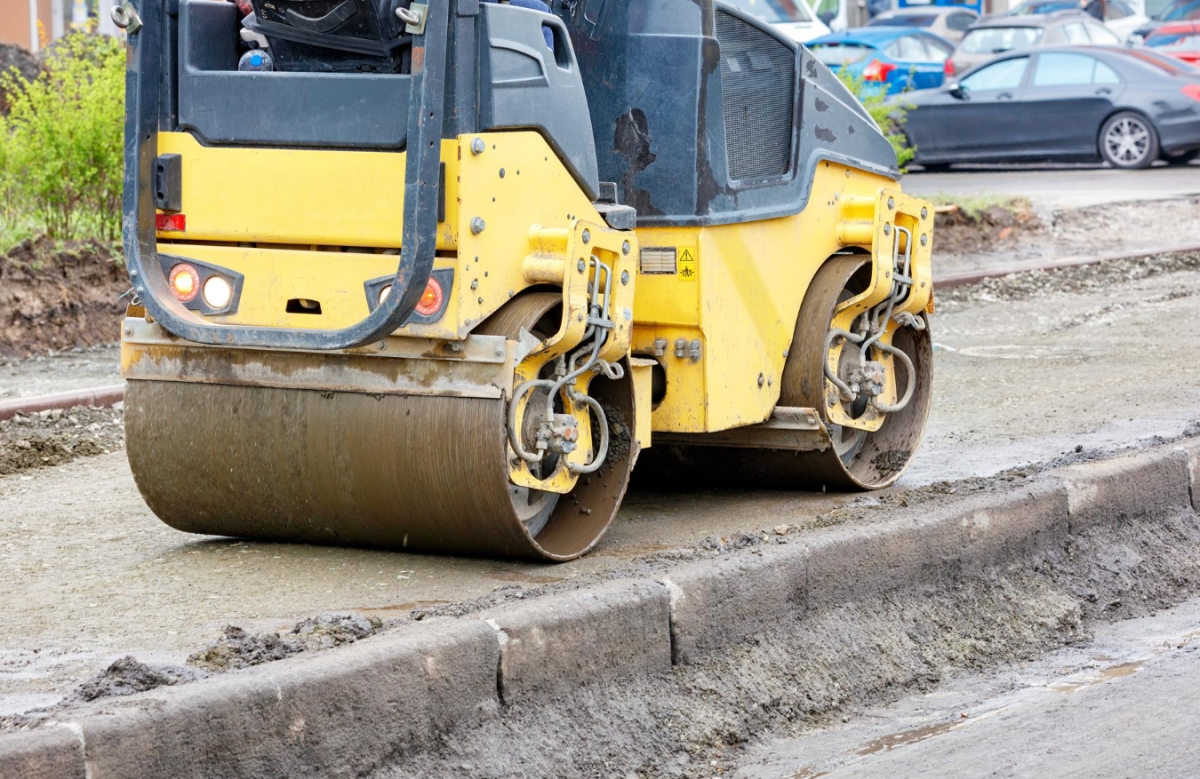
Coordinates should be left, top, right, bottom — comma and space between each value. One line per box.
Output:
378, 285, 392, 306
203, 275, 233, 309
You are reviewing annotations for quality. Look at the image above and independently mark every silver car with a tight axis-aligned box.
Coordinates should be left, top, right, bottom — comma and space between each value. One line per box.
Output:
867, 6, 980, 43
946, 10, 1120, 77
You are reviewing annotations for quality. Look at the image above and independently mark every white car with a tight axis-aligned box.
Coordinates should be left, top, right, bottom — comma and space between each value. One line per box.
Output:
1007, 0, 1150, 42
1099, 0, 1151, 41
722, 0, 833, 42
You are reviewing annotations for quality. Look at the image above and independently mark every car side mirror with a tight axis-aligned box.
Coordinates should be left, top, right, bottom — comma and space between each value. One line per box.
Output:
947, 82, 968, 100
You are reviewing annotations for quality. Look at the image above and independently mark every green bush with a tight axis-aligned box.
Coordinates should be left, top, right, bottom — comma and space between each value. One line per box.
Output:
0, 32, 124, 247
836, 69, 915, 171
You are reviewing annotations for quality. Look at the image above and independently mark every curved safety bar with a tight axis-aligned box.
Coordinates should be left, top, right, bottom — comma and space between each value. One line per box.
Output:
121, 0, 447, 351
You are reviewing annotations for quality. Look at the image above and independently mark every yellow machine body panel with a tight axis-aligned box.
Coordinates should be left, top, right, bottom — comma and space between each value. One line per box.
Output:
153, 131, 618, 341
631, 162, 934, 434
156, 132, 461, 250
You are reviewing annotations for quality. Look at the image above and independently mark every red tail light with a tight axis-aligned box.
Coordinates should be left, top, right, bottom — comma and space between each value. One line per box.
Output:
1184, 84, 1200, 103
414, 277, 445, 318
156, 213, 186, 233
863, 59, 898, 82
944, 58, 955, 76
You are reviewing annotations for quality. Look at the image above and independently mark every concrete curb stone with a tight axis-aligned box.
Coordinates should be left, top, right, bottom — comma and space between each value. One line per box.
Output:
665, 482, 1068, 664
663, 544, 807, 666
4, 619, 499, 779
806, 481, 1067, 612
0, 725, 85, 779
481, 579, 671, 703
1046, 448, 1192, 533
1173, 439, 1200, 512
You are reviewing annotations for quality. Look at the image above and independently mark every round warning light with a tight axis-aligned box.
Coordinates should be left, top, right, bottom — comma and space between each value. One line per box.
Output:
203, 275, 233, 309
415, 277, 444, 317
169, 263, 200, 303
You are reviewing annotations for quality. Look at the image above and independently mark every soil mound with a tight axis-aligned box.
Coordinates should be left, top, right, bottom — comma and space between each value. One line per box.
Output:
0, 238, 130, 357
933, 200, 1042, 257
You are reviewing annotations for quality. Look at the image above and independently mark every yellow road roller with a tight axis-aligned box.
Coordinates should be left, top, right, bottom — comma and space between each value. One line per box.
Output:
115, 0, 935, 560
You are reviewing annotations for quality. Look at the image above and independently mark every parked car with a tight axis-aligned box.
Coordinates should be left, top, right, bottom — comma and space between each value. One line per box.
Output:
808, 27, 955, 93
946, 11, 1121, 77
721, 0, 832, 41
1005, 0, 1149, 40
868, 6, 981, 42
1129, 0, 1200, 43
1144, 20, 1200, 62
899, 46, 1200, 168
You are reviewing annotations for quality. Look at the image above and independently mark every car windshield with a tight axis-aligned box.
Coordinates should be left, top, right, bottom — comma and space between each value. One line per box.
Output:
869, 13, 938, 26
1146, 29, 1200, 47
1009, 0, 1078, 13
722, 0, 815, 23
959, 26, 1044, 53
809, 42, 876, 65
1156, 0, 1200, 20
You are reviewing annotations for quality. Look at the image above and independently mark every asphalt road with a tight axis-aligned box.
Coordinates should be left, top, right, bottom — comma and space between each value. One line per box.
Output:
904, 162, 1200, 210
734, 595, 1200, 779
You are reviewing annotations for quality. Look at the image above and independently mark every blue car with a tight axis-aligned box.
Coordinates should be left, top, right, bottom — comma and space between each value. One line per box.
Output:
806, 27, 955, 95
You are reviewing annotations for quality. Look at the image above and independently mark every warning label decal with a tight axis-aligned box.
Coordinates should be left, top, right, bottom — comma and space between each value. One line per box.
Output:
677, 249, 697, 282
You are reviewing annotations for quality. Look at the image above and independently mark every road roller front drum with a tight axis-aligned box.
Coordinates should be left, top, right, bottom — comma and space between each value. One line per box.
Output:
636, 253, 932, 492
781, 253, 933, 490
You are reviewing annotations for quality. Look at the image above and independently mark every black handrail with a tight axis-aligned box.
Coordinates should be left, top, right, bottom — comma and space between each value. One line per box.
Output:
121, 0, 448, 350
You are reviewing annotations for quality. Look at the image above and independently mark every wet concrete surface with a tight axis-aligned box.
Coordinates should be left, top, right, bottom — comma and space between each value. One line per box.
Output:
904, 162, 1200, 210
2, 263, 1200, 713
0, 346, 120, 400
733, 594, 1200, 778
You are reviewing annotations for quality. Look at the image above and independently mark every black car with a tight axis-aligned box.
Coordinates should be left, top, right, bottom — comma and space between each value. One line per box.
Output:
899, 46, 1200, 168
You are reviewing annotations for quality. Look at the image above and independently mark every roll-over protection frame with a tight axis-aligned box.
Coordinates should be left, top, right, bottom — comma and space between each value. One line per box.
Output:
121, 0, 448, 350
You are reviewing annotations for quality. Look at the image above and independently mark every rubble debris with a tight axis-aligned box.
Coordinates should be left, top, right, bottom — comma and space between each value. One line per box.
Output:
72, 656, 207, 702
188, 614, 383, 672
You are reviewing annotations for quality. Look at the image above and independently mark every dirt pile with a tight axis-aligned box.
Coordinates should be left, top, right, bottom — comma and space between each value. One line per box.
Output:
932, 200, 1042, 257
0, 238, 129, 357
72, 656, 208, 703
0, 404, 124, 476
188, 614, 383, 672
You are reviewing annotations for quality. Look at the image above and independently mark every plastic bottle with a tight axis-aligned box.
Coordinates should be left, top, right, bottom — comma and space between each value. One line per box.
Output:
238, 49, 274, 72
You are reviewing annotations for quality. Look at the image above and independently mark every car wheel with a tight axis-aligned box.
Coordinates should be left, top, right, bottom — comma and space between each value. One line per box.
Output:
1161, 149, 1198, 166
1099, 112, 1159, 170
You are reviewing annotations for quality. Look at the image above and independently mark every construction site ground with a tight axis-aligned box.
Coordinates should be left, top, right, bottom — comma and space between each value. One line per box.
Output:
2, 243, 1199, 718
732, 593, 1200, 778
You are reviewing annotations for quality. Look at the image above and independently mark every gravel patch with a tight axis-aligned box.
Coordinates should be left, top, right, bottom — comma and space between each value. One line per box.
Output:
937, 250, 1200, 310
0, 404, 124, 476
